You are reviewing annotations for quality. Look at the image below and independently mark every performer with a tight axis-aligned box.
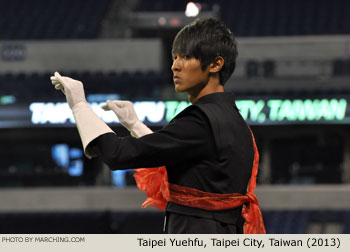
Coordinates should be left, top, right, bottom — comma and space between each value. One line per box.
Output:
50, 17, 265, 234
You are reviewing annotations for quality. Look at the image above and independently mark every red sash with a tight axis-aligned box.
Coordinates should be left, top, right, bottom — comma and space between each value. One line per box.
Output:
133, 129, 266, 234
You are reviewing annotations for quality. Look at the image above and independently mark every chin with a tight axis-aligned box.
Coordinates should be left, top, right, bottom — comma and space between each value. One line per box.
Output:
174, 85, 184, 93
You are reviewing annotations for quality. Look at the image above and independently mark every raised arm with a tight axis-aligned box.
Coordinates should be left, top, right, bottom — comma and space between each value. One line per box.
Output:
50, 72, 114, 158
50, 72, 211, 170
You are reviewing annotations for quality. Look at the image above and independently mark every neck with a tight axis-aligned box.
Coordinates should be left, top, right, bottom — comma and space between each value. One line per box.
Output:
188, 79, 224, 104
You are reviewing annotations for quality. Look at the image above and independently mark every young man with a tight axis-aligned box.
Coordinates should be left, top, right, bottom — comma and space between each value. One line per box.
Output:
50, 17, 265, 234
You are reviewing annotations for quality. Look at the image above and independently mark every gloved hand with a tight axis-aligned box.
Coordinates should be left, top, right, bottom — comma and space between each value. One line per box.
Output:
50, 72, 86, 109
101, 100, 153, 138
50, 71, 114, 158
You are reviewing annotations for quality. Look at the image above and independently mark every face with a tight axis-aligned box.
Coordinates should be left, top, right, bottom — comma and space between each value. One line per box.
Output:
171, 53, 210, 93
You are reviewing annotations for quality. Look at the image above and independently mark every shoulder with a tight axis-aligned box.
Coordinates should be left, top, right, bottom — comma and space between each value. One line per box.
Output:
165, 104, 211, 133
171, 104, 208, 122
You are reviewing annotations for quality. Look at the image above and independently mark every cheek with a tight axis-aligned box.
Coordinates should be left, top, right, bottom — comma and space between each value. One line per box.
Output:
185, 65, 207, 83
190, 69, 208, 84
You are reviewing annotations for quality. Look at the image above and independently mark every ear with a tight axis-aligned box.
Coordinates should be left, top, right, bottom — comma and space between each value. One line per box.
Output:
209, 56, 224, 73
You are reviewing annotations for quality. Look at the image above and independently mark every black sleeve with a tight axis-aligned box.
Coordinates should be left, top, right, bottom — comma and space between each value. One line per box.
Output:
88, 106, 211, 170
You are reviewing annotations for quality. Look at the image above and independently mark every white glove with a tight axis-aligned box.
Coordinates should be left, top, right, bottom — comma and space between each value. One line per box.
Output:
101, 100, 153, 138
50, 72, 86, 109
50, 72, 114, 158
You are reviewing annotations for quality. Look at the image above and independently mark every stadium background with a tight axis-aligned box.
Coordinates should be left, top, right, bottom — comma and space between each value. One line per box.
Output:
1, 0, 350, 233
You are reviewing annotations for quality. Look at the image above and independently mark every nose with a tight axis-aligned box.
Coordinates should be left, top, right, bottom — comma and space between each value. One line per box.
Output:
171, 58, 181, 72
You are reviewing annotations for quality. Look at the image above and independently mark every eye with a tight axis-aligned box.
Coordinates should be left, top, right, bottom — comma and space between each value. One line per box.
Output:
172, 54, 191, 61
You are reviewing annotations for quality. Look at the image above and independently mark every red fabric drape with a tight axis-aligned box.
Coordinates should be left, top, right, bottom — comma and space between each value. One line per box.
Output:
133, 166, 169, 211
133, 129, 265, 234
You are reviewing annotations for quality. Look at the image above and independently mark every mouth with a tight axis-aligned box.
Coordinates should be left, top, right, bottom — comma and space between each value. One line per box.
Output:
173, 76, 180, 84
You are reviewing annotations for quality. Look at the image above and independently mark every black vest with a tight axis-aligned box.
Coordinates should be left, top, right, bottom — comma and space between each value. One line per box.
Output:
166, 92, 255, 224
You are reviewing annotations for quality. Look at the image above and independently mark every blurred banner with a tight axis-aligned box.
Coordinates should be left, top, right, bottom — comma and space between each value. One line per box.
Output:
0, 97, 349, 128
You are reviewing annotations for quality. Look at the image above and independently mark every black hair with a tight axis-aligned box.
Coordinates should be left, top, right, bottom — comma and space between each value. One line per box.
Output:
172, 17, 238, 85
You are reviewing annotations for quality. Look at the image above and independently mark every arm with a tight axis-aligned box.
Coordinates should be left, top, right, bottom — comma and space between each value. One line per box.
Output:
50, 72, 210, 170
50, 72, 114, 158
88, 106, 211, 170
